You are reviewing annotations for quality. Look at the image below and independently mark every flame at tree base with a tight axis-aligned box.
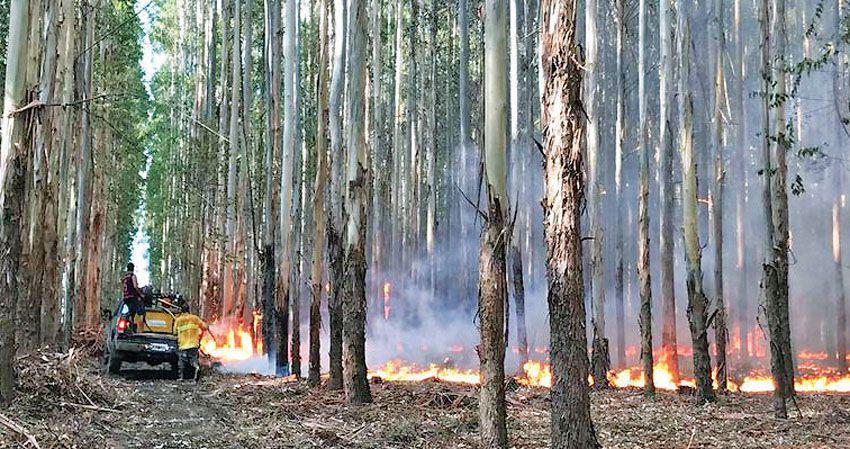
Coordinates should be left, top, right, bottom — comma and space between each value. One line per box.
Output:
198, 319, 850, 394
366, 359, 850, 393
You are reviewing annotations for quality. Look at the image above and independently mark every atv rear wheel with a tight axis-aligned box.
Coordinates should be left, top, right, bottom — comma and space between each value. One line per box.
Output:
106, 351, 122, 374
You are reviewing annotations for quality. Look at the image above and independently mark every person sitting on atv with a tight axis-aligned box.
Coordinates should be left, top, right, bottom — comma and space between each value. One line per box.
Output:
175, 303, 209, 382
121, 262, 144, 333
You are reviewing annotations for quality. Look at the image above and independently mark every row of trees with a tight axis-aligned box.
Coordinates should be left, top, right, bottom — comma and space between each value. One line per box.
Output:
0, 0, 148, 403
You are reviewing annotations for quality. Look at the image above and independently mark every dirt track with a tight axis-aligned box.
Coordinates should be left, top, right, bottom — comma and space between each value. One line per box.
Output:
3, 355, 850, 448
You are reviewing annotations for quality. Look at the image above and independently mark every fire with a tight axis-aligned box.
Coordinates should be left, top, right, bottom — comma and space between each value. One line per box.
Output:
368, 353, 850, 394
369, 359, 481, 384
518, 360, 552, 388
200, 324, 261, 361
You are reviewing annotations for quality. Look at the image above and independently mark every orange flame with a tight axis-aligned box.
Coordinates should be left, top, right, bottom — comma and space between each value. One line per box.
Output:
369, 359, 481, 384
201, 323, 261, 361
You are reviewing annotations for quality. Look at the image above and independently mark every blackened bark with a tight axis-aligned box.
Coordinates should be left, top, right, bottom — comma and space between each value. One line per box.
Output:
0, 132, 27, 404
275, 289, 290, 376
343, 244, 372, 404
541, 0, 600, 446
478, 214, 508, 448
327, 224, 344, 389
510, 245, 529, 372
261, 247, 277, 367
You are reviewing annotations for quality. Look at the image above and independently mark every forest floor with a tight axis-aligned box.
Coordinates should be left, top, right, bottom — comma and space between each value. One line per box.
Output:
2, 348, 849, 449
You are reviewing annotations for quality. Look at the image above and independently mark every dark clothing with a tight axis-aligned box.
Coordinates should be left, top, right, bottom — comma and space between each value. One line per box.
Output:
178, 348, 200, 381
122, 272, 141, 300
122, 272, 143, 333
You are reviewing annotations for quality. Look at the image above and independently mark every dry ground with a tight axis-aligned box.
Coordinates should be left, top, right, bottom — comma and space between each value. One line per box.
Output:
1, 349, 849, 448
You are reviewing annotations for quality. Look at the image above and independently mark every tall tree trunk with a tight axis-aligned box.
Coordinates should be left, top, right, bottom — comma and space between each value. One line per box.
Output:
327, 0, 348, 389
585, 0, 609, 389
712, 0, 729, 392
73, 0, 97, 334
279, 0, 298, 376
0, 0, 31, 403
391, 0, 404, 277
509, 0, 529, 374
309, 0, 330, 388
426, 0, 437, 299
659, 0, 680, 384
223, 0, 242, 320
613, 0, 626, 371
262, 0, 281, 371
760, 0, 792, 418
834, 0, 847, 369
678, 0, 714, 403
479, 0, 509, 446
458, 0, 472, 306
370, 0, 384, 302
289, 0, 303, 380
541, 0, 600, 445
33, 0, 61, 346
834, 176, 847, 372
770, 0, 794, 402
636, 0, 655, 397
343, 0, 372, 405
734, 0, 749, 367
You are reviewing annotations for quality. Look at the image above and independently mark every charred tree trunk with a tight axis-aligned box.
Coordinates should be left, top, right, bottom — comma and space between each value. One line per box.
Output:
541, 0, 600, 446
262, 0, 281, 376
511, 245, 529, 372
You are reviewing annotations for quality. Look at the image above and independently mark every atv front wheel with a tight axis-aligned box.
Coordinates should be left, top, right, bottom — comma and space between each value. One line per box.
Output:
106, 351, 122, 374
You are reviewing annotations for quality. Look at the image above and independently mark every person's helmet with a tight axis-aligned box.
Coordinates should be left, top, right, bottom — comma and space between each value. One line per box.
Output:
127, 262, 135, 271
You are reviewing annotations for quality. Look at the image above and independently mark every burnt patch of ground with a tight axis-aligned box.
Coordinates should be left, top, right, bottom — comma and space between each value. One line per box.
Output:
2, 350, 848, 448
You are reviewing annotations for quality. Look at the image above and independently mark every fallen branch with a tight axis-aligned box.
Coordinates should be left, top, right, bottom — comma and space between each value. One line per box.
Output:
60, 401, 120, 414
0, 412, 41, 449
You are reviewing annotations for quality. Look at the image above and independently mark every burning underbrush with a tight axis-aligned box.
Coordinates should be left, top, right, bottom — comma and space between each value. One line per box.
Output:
198, 318, 850, 394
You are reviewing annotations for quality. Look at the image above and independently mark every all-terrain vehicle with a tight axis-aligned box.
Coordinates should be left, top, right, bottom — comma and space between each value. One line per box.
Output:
102, 288, 185, 375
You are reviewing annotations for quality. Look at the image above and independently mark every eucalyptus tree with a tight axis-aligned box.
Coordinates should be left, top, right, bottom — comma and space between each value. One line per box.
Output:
343, 0, 373, 405
278, 0, 299, 376
636, 0, 655, 396
832, 0, 847, 374
0, 0, 31, 404
541, 0, 600, 445
658, 0, 680, 383
613, 0, 626, 371
262, 0, 282, 364
760, 0, 795, 419
585, 0, 610, 389
479, 0, 509, 445
309, 0, 330, 387
327, 0, 348, 389
712, 0, 729, 391
677, 0, 714, 403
